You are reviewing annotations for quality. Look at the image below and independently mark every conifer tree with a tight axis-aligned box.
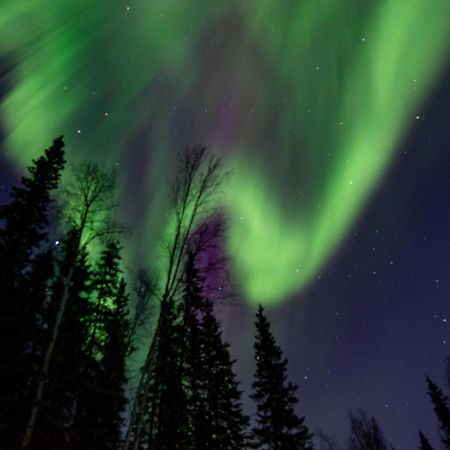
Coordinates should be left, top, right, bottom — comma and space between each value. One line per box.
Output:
198, 299, 249, 449
0, 136, 65, 282
427, 377, 450, 449
136, 239, 248, 450
0, 137, 65, 448
419, 431, 435, 450
182, 255, 206, 449
158, 301, 186, 449
69, 241, 131, 450
98, 279, 130, 449
125, 147, 226, 450
179, 250, 248, 450
137, 297, 185, 450
22, 163, 118, 448
250, 305, 313, 450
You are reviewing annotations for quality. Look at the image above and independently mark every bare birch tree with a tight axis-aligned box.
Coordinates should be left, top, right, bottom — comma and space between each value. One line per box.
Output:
347, 410, 394, 450
124, 146, 226, 450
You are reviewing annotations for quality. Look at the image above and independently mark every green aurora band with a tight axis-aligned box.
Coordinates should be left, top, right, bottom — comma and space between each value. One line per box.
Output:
0, 1, 449, 304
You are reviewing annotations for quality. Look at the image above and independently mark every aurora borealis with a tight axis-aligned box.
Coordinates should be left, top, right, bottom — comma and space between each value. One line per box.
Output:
1, 1, 450, 447
1, 0, 448, 304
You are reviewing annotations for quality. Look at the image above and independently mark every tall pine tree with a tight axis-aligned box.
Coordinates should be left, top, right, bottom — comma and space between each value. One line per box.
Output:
179, 250, 249, 450
97, 279, 130, 449
142, 298, 186, 450
125, 147, 226, 450
22, 163, 118, 448
69, 240, 131, 450
197, 299, 249, 449
0, 137, 65, 448
250, 305, 313, 450
135, 249, 249, 450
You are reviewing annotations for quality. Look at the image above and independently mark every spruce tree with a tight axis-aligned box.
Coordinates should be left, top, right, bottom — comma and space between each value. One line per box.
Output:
22, 163, 118, 448
69, 241, 131, 450
180, 251, 248, 450
0, 136, 65, 281
198, 299, 249, 449
250, 305, 313, 450
181, 251, 210, 449
183, 276, 205, 449
98, 279, 130, 449
427, 377, 450, 449
0, 137, 65, 448
141, 298, 185, 450
137, 249, 248, 450
125, 147, 225, 450
419, 431, 435, 450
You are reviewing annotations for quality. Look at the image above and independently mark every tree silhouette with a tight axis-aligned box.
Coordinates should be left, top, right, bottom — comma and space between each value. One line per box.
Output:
125, 147, 226, 449
316, 429, 343, 450
69, 241, 130, 450
347, 409, 393, 450
148, 298, 186, 450
31, 241, 93, 449
3, 137, 446, 450
22, 163, 119, 448
0, 137, 65, 448
250, 305, 313, 450
197, 298, 249, 449
181, 249, 249, 449
427, 377, 450, 450
419, 430, 435, 450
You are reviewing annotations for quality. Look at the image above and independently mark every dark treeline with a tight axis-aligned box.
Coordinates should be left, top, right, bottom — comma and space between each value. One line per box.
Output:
0, 138, 448, 450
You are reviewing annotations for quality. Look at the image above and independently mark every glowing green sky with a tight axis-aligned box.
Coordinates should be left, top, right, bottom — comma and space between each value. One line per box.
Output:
1, 0, 449, 304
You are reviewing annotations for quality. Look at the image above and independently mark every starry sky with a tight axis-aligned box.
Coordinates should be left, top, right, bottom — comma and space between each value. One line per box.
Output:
1, 1, 450, 448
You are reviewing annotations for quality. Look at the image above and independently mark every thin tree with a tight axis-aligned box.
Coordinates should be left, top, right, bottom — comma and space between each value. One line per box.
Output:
22, 163, 119, 448
0, 137, 65, 448
156, 218, 230, 450
30, 241, 93, 449
426, 377, 450, 449
419, 431, 435, 450
125, 268, 156, 356
347, 409, 393, 450
316, 429, 343, 450
250, 305, 313, 450
124, 147, 226, 450
100, 279, 132, 449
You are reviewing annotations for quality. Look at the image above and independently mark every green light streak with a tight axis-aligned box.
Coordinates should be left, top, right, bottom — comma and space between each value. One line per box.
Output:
225, 0, 449, 303
0, 0, 448, 304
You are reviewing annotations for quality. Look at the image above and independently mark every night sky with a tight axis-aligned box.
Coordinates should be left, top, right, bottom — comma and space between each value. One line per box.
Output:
1, 2, 450, 448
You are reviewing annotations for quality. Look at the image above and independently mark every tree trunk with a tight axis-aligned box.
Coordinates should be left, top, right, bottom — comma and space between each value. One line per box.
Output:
124, 318, 160, 450
21, 265, 74, 448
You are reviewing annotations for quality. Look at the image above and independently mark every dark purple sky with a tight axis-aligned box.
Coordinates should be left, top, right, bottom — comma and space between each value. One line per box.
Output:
219, 67, 450, 449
